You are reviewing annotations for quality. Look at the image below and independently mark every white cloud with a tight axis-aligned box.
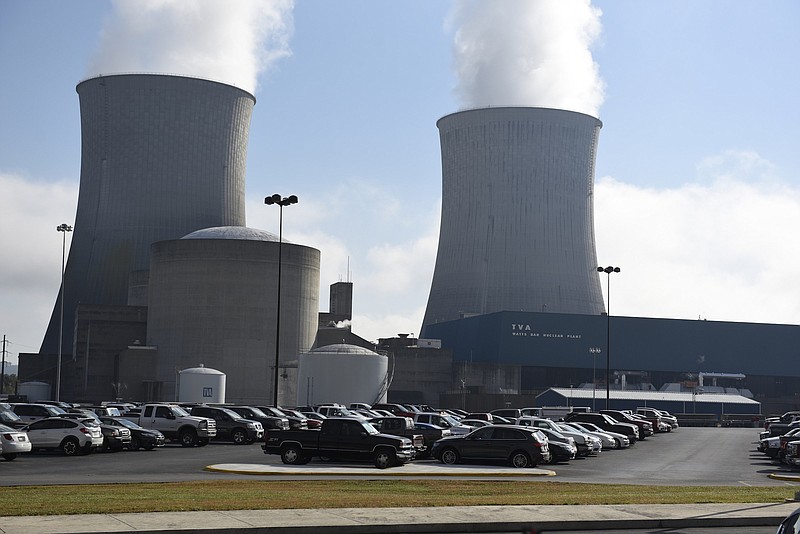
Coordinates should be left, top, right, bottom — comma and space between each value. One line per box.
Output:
0, 173, 79, 362
595, 150, 800, 325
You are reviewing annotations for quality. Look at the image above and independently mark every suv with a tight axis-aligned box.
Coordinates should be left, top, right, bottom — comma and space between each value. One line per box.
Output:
12, 403, 67, 423
24, 417, 103, 455
190, 405, 263, 445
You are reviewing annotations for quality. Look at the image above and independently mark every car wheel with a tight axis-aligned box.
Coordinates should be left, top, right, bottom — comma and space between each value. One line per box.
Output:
374, 448, 396, 469
2, 453, 17, 461
129, 436, 140, 451
281, 444, 302, 465
180, 429, 198, 447
61, 437, 80, 456
232, 429, 247, 445
440, 448, 459, 465
510, 451, 531, 468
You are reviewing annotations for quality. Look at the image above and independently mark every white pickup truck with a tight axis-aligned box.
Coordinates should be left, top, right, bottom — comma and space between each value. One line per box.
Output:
126, 403, 216, 447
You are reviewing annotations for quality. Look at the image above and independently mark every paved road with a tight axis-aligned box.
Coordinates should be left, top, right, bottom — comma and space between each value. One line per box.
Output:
1, 426, 799, 487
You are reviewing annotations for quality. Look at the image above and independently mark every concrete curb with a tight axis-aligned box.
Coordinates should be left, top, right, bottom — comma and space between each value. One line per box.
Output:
203, 463, 558, 477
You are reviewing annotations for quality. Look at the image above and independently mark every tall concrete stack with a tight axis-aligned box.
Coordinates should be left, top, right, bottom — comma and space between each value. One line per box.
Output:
421, 107, 606, 336
40, 74, 255, 356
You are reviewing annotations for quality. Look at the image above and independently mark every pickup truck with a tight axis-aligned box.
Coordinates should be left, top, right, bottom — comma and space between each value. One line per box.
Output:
262, 417, 416, 468
125, 403, 216, 447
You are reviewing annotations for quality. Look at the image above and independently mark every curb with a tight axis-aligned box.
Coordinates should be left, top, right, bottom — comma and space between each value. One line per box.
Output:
204, 463, 558, 477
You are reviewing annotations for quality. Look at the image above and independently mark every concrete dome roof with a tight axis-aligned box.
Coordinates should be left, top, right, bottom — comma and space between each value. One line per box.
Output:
310, 344, 381, 356
181, 226, 288, 242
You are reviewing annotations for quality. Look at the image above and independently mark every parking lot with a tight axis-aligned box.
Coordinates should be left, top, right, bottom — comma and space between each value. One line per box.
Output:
2, 427, 798, 487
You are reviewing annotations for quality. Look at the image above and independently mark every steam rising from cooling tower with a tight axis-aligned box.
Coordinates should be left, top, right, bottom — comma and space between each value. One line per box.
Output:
450, 0, 604, 116
88, 0, 295, 94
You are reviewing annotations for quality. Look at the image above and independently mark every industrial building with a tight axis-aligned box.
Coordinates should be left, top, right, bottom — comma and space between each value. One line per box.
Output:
17, 76, 799, 415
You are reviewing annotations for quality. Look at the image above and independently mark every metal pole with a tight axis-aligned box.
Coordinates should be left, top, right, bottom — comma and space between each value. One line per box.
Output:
605, 273, 610, 410
56, 223, 72, 401
273, 203, 283, 407
265, 194, 297, 408
1, 334, 6, 395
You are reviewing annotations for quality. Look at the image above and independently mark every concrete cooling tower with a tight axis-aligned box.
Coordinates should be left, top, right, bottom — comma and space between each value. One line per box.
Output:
40, 74, 255, 356
421, 107, 606, 337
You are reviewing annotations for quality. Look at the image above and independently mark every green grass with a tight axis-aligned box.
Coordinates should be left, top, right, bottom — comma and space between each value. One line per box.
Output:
0, 480, 794, 516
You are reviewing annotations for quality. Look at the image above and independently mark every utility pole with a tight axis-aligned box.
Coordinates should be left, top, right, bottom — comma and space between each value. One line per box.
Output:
1, 334, 6, 395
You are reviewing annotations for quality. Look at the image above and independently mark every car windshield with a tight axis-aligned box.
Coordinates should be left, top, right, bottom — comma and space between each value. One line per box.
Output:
281, 409, 304, 418
0, 409, 22, 424
246, 407, 269, 417
114, 418, 142, 429
441, 415, 463, 427
0, 423, 15, 432
171, 406, 190, 417
362, 421, 379, 435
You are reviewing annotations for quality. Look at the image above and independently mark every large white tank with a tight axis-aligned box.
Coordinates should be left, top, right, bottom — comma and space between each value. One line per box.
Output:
297, 344, 388, 407
17, 381, 51, 402
178, 365, 226, 404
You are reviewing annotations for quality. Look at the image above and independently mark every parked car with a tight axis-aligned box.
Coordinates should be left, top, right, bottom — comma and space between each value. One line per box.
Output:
600, 410, 653, 438
99, 416, 166, 451
11, 403, 67, 423
514, 417, 600, 456
0, 405, 27, 429
758, 428, 800, 461
299, 411, 324, 429
412, 422, 451, 458
60, 412, 131, 452
430, 425, 550, 468
567, 421, 629, 449
277, 408, 310, 429
23, 417, 103, 455
458, 419, 493, 428
414, 412, 474, 435
535, 427, 578, 463
371, 403, 418, 418
464, 412, 494, 422
776, 505, 800, 533
0, 423, 32, 460
784, 440, 800, 468
227, 405, 290, 431
565, 412, 639, 443
190, 405, 264, 444
490, 408, 523, 420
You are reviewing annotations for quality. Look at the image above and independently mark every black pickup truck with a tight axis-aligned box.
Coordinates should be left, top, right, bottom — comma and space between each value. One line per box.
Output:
262, 417, 416, 468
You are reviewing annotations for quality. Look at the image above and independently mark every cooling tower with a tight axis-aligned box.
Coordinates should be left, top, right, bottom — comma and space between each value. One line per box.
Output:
421, 107, 606, 337
40, 74, 255, 356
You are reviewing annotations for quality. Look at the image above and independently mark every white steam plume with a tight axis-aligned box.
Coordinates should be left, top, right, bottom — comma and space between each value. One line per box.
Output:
450, 0, 604, 117
88, 0, 294, 94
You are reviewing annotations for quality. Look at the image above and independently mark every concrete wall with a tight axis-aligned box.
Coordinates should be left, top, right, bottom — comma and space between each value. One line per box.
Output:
146, 233, 320, 405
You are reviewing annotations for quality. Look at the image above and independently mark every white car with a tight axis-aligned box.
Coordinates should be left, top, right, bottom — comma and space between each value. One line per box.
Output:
559, 422, 616, 451
0, 423, 32, 460
24, 417, 103, 456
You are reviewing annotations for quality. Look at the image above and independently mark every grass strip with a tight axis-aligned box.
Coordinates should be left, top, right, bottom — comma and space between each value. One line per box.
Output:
0, 480, 794, 516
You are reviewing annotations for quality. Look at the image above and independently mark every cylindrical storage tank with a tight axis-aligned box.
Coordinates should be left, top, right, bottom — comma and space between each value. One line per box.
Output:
41, 73, 255, 357
178, 365, 226, 404
17, 381, 51, 403
147, 226, 320, 405
297, 344, 389, 407
421, 107, 606, 336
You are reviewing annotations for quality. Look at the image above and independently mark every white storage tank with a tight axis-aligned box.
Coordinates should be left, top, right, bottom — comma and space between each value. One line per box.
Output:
297, 344, 388, 407
178, 365, 226, 404
17, 381, 51, 402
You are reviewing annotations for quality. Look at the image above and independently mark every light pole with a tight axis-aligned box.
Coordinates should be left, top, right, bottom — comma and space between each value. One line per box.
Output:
264, 194, 298, 407
56, 223, 73, 401
597, 265, 620, 410
588, 347, 602, 410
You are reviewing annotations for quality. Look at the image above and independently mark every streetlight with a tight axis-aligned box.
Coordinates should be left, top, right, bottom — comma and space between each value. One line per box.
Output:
56, 223, 73, 401
588, 347, 602, 410
597, 265, 620, 410
264, 194, 298, 407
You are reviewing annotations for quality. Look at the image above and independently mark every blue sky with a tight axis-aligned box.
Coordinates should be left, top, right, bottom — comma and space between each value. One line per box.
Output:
1, 1, 799, 366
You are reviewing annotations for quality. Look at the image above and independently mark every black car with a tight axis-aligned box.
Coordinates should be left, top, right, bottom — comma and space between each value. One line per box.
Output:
431, 425, 550, 468
99, 416, 166, 451
227, 405, 290, 432
190, 405, 264, 444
